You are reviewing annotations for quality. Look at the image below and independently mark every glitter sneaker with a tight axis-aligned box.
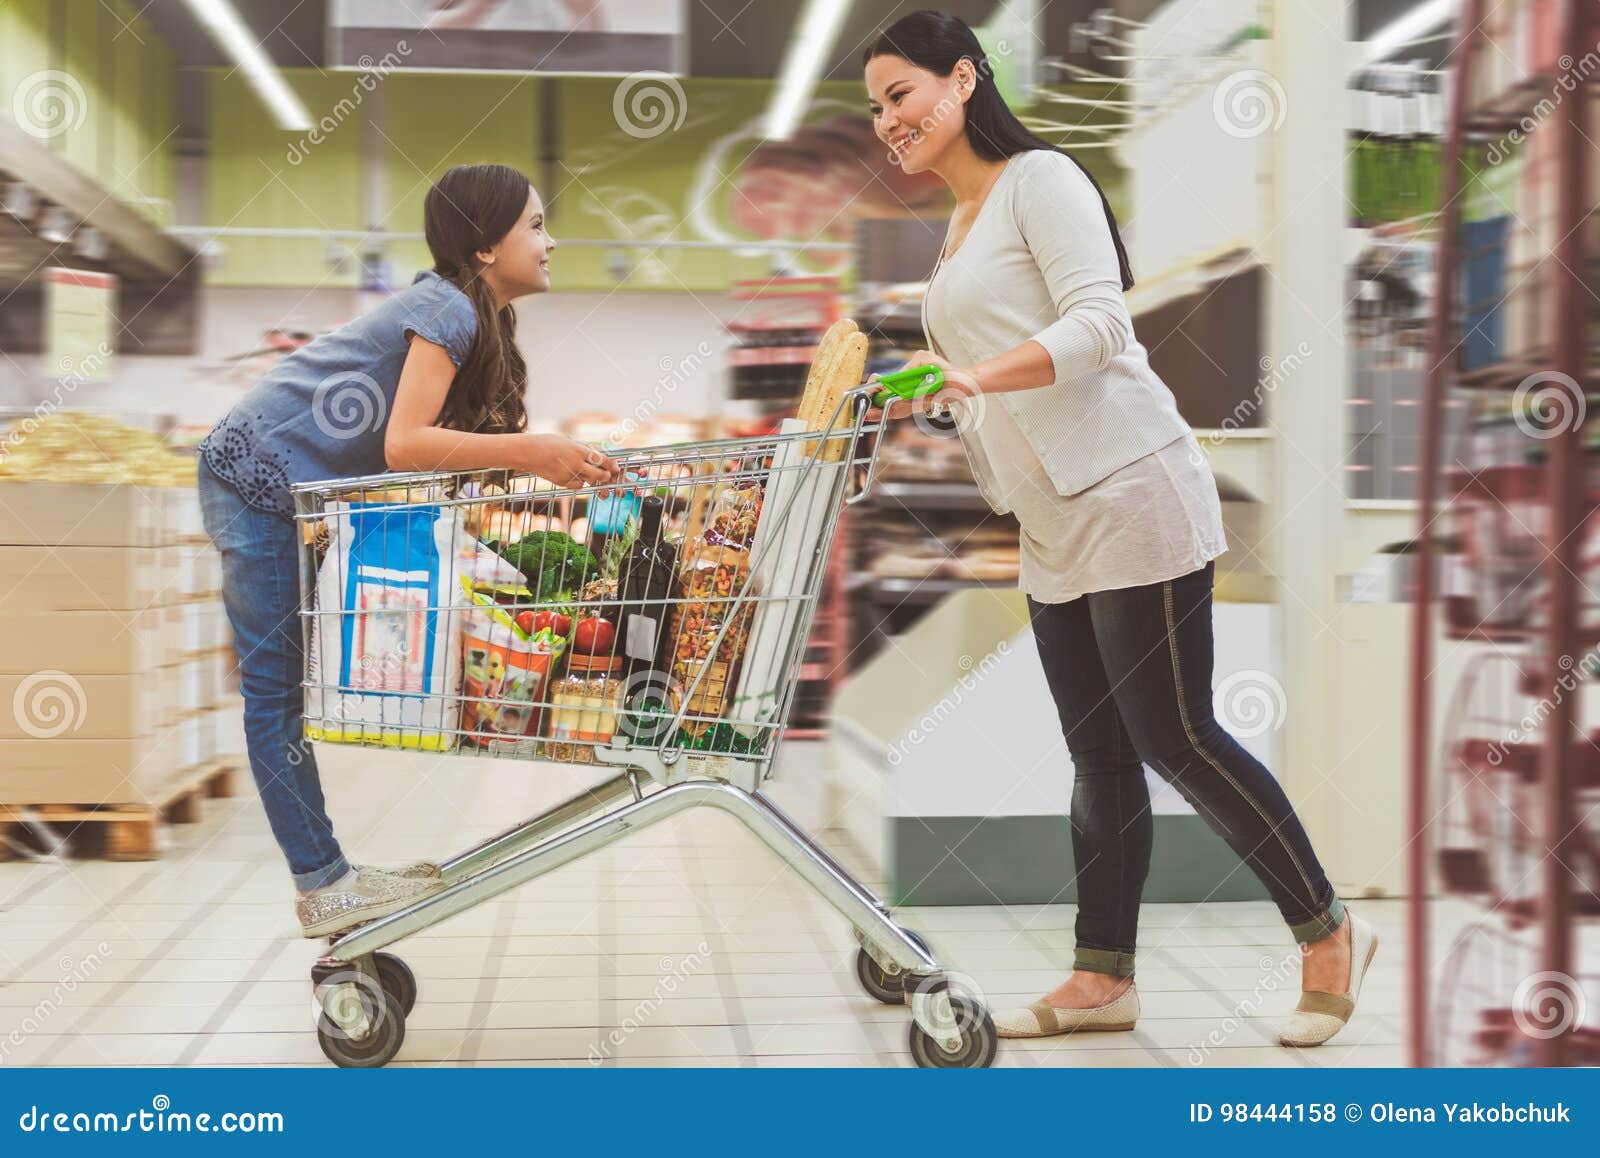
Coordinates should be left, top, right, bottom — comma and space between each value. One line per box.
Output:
295, 867, 444, 939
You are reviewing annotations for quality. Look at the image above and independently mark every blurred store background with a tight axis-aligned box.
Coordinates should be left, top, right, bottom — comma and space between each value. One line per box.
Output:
0, 0, 1594, 1068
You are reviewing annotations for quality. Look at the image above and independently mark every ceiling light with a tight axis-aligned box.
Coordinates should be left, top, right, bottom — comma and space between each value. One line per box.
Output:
1358, 0, 1459, 69
764, 0, 853, 140
2, 182, 39, 220
182, 0, 313, 131
37, 206, 73, 245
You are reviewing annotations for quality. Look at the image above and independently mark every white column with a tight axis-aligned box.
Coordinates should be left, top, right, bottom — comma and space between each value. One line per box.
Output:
1264, 0, 1353, 880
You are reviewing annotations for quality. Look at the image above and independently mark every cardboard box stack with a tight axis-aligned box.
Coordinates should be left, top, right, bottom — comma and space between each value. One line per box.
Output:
0, 415, 241, 855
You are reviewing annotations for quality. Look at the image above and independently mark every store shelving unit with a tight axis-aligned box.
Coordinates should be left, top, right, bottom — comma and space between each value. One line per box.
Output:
843, 284, 1023, 664
1408, 0, 1598, 1068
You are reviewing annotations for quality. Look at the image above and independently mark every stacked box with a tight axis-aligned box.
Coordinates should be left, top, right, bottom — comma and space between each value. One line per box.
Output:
0, 484, 177, 806
160, 487, 239, 779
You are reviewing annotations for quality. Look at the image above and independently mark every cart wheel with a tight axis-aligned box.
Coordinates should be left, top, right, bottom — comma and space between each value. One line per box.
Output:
854, 929, 931, 1006
317, 986, 405, 1069
373, 952, 417, 1015
907, 977, 998, 1069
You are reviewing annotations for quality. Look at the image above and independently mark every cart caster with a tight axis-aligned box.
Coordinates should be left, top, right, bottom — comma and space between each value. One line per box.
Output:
854, 929, 931, 1005
373, 952, 417, 1015
312, 964, 406, 1069
907, 976, 998, 1069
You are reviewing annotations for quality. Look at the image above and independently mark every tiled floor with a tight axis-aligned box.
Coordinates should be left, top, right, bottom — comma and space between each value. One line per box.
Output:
0, 741, 1417, 1068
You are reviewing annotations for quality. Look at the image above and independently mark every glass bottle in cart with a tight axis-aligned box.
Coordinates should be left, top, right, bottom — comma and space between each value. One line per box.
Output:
615, 495, 679, 693
543, 653, 624, 763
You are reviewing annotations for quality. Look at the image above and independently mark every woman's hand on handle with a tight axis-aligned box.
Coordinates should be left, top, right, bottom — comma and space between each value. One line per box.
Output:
864, 351, 981, 423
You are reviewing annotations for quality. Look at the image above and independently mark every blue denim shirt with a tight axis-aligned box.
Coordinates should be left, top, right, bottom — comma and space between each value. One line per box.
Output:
199, 270, 479, 518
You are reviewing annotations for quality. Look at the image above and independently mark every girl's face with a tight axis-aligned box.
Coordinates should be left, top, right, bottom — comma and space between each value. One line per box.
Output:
479, 188, 555, 299
865, 55, 974, 175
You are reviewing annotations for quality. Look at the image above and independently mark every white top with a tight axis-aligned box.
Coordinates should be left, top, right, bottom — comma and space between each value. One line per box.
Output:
922, 150, 1227, 603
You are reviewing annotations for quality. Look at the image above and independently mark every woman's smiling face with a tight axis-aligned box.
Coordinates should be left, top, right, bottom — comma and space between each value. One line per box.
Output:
865, 54, 974, 175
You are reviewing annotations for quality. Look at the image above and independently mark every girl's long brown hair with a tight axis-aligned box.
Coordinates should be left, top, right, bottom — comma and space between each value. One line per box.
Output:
423, 164, 531, 434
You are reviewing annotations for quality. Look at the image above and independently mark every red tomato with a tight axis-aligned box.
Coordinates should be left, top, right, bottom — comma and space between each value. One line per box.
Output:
533, 610, 573, 637
574, 617, 616, 655
514, 610, 536, 636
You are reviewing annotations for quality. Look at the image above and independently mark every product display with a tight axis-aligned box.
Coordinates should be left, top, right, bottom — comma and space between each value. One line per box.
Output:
0, 413, 195, 486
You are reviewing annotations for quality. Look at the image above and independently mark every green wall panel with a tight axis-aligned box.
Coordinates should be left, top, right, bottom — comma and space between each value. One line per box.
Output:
379, 73, 542, 280
0, 0, 52, 106
207, 69, 369, 287
56, 0, 102, 182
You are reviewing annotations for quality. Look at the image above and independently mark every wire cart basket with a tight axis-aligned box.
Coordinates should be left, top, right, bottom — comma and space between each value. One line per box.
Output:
292, 385, 998, 1068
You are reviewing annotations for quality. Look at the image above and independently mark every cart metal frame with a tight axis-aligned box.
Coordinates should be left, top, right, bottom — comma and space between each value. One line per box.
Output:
292, 384, 997, 1068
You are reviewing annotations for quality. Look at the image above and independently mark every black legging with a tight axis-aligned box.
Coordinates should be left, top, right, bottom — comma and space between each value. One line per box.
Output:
1027, 560, 1345, 977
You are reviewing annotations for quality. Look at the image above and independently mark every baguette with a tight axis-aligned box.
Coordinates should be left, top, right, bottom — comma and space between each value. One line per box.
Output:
797, 318, 857, 426
820, 331, 869, 461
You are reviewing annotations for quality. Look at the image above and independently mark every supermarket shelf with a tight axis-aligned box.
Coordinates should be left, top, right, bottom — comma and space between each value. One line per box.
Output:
1456, 353, 1600, 391
860, 479, 990, 510
1463, 72, 1579, 135
856, 575, 1017, 602
727, 345, 817, 367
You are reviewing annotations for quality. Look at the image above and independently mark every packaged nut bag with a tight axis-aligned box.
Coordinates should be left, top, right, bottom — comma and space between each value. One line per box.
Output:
703, 479, 764, 549
668, 543, 755, 735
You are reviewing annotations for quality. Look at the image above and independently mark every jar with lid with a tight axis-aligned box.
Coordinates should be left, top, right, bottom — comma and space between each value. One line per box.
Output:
543, 653, 624, 763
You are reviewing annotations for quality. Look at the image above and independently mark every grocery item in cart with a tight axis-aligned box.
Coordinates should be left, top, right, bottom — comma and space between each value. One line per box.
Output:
305, 503, 503, 750
458, 585, 568, 752
704, 479, 764, 547
543, 653, 625, 762
668, 542, 755, 736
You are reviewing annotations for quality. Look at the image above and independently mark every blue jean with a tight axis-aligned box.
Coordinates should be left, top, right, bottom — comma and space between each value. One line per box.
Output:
1027, 560, 1345, 978
199, 458, 351, 891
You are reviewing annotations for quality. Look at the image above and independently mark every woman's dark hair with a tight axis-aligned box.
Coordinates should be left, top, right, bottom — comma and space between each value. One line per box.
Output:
422, 163, 531, 434
864, 10, 1135, 291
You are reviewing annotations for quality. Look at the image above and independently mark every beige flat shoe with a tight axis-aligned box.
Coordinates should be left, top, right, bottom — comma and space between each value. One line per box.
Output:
1278, 911, 1378, 1047
296, 867, 444, 939
994, 983, 1139, 1039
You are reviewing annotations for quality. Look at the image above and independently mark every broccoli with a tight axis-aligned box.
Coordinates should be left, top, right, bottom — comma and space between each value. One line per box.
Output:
487, 532, 599, 602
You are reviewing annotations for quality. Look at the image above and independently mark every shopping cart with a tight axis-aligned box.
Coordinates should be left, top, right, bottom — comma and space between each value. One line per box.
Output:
292, 384, 999, 1068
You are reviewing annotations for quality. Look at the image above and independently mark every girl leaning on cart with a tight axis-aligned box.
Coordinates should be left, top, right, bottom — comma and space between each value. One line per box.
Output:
197, 163, 623, 939
863, 11, 1377, 1048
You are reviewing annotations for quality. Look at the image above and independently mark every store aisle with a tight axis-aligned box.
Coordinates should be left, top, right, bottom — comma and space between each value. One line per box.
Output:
0, 743, 1407, 1068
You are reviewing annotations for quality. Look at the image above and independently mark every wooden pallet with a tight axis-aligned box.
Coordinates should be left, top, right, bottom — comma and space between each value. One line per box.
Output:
0, 759, 240, 862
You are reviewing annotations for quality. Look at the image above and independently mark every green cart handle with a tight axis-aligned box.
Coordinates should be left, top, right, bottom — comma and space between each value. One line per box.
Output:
871, 364, 945, 408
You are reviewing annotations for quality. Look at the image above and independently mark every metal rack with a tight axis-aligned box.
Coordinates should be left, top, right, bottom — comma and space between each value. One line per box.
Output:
1408, 0, 1598, 1068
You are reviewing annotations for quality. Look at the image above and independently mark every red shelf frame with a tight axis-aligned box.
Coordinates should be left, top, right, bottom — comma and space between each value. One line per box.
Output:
1408, 0, 1597, 1067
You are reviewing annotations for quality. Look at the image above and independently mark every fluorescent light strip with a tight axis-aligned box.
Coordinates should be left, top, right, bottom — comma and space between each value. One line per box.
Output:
1359, 0, 1460, 68
183, 0, 313, 131
764, 0, 853, 140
